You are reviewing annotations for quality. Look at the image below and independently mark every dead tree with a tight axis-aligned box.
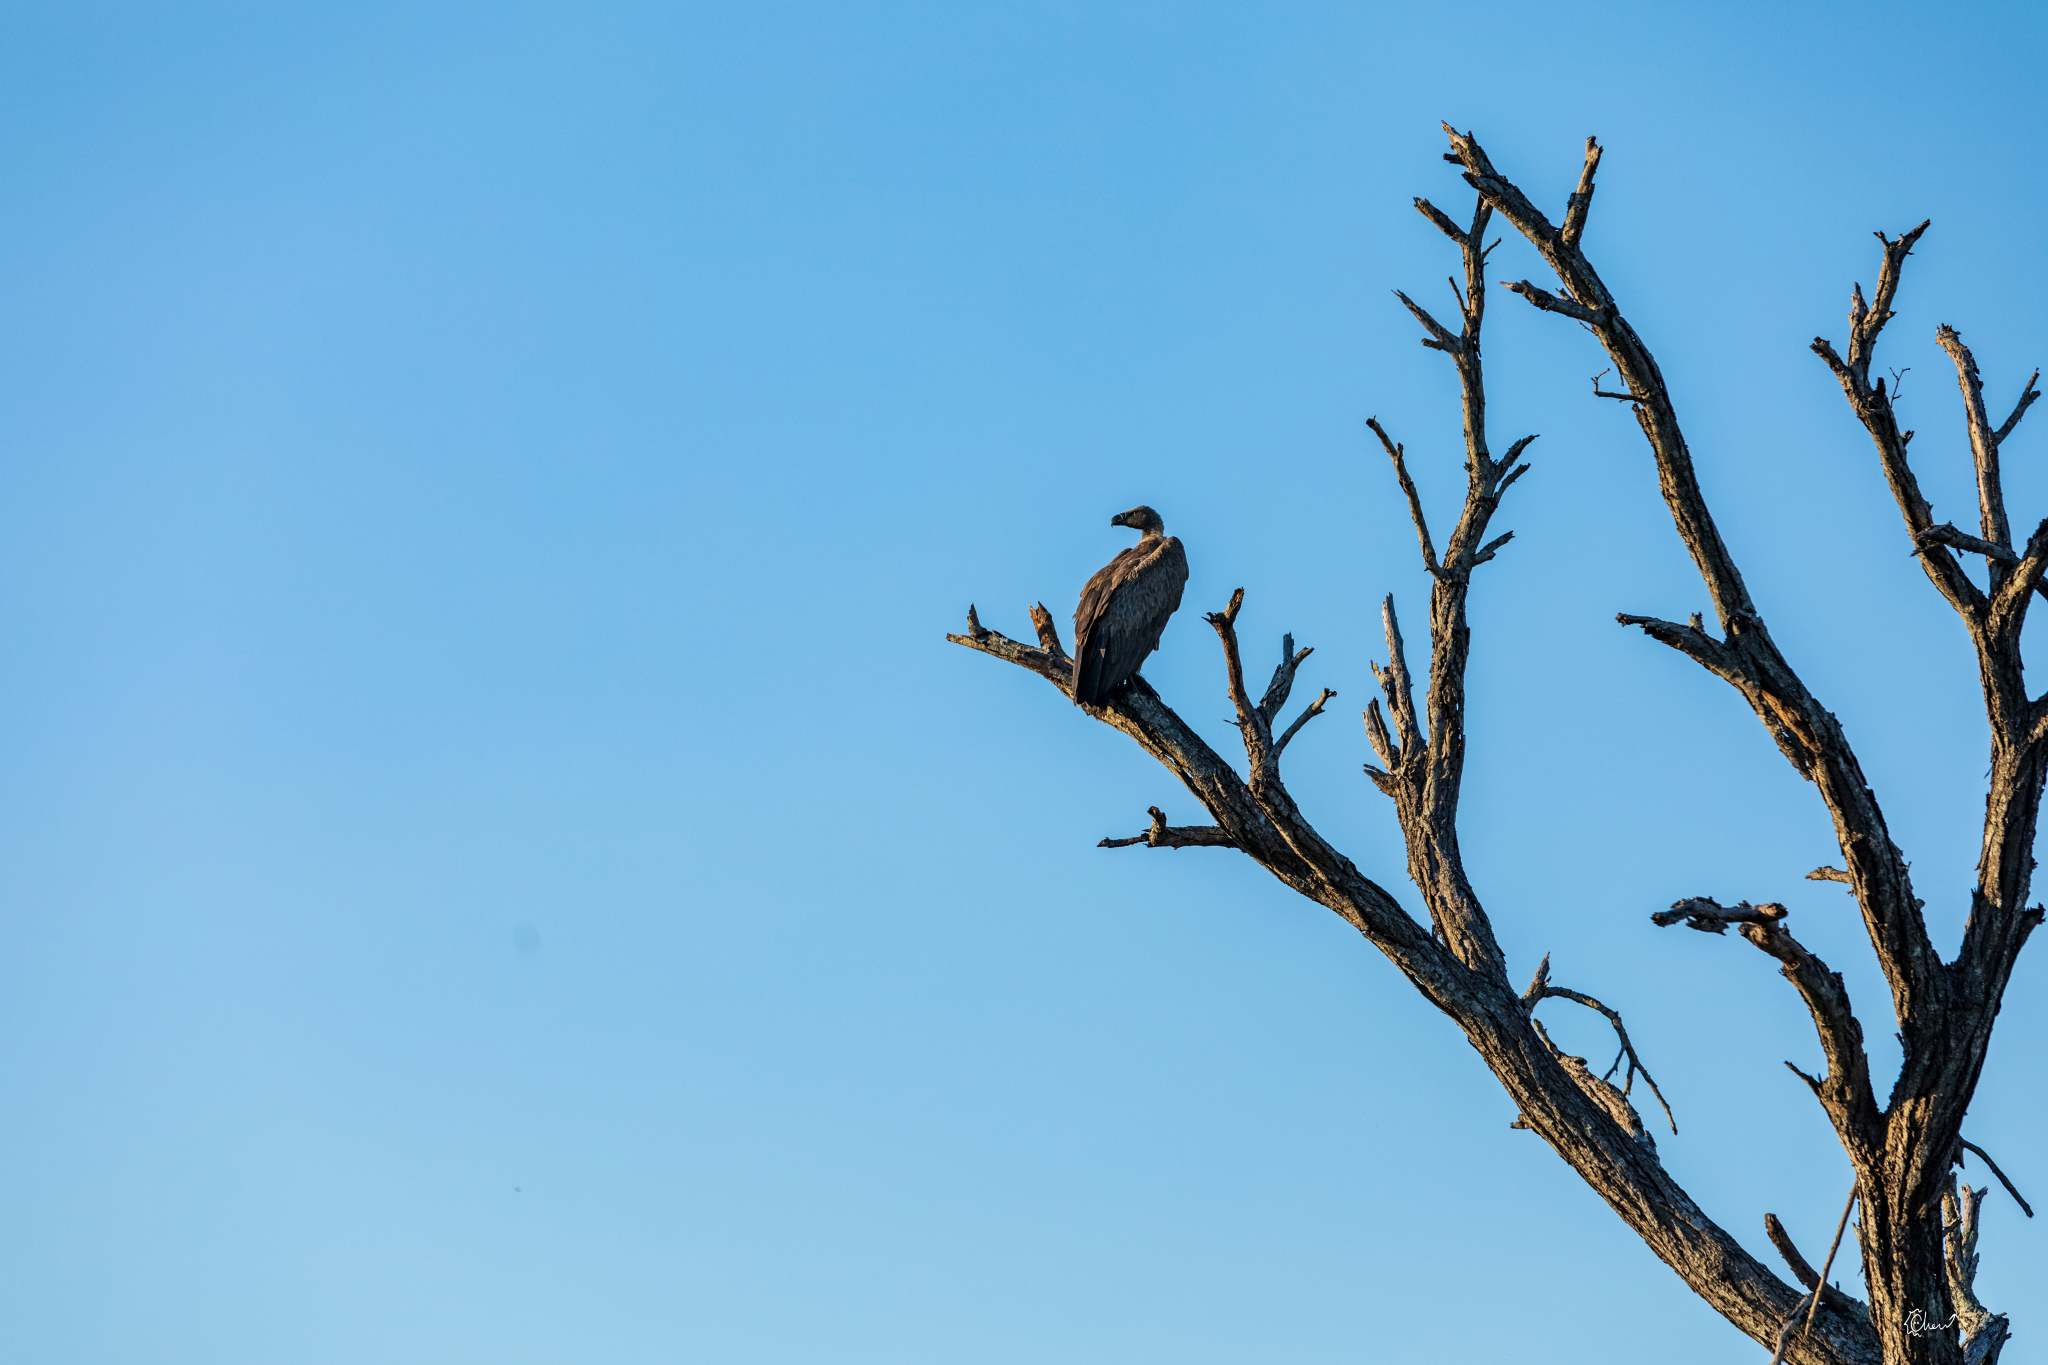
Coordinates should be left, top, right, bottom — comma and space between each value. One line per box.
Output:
948, 126, 2038, 1365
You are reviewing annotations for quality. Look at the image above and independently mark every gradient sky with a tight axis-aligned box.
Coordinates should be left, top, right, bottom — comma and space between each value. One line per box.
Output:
2, 2, 2045, 1362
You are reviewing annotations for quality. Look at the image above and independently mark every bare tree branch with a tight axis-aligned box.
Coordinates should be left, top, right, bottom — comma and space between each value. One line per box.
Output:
948, 606, 1074, 693
1412, 195, 1468, 245
1521, 953, 1676, 1134
1394, 288, 1464, 355
1257, 632, 1315, 728
1275, 688, 1336, 756
1370, 595, 1423, 754
1028, 601, 1070, 661
1942, 1175, 2012, 1363
1099, 806, 1238, 850
1852, 225, 1933, 372
1451, 144, 1988, 1334
1937, 326, 2014, 553
1959, 1139, 2034, 1218
1560, 135, 1601, 250
1994, 370, 2039, 447
1765, 1213, 1865, 1316
1914, 522, 2020, 564
1470, 530, 1513, 566
1801, 1186, 1859, 1342
1653, 898, 1880, 1139
1769, 1292, 1820, 1365
1810, 316, 1986, 623
1592, 367, 1647, 401
1503, 278, 1602, 323
943, 131, 2048, 1365
1206, 588, 1266, 754
1368, 416, 1439, 575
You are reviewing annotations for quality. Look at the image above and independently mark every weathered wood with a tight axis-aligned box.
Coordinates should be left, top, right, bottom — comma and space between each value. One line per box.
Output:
950, 128, 2038, 1365
1455, 127, 2036, 1363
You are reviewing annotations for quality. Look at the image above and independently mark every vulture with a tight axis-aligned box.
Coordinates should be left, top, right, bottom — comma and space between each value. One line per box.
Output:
1071, 505, 1189, 707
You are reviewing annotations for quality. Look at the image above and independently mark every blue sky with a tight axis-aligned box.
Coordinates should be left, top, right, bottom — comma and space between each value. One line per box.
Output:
1, 2, 2044, 1361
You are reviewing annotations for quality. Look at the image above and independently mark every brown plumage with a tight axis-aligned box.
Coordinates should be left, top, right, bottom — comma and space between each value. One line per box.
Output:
1072, 505, 1188, 707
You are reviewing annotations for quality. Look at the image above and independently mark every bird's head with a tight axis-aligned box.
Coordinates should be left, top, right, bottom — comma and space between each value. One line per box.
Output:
1110, 505, 1165, 540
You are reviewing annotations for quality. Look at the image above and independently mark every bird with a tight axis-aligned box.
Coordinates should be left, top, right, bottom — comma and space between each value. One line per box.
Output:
1071, 505, 1188, 707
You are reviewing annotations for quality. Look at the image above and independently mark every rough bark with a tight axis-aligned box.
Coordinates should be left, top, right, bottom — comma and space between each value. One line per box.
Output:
948, 128, 2039, 1365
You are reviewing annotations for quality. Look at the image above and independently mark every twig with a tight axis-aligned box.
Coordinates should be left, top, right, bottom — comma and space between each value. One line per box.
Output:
1494, 438, 1535, 500
1394, 288, 1464, 356
1801, 1184, 1858, 1340
1994, 370, 2039, 447
1767, 1292, 1816, 1365
1764, 1213, 1861, 1315
1806, 866, 1851, 884
1275, 688, 1336, 755
1412, 196, 1468, 245
1591, 368, 1643, 401
1847, 222, 1930, 380
1368, 416, 1439, 574
1257, 632, 1315, 727
1521, 953, 1677, 1134
1960, 1138, 2034, 1217
1363, 698, 1397, 771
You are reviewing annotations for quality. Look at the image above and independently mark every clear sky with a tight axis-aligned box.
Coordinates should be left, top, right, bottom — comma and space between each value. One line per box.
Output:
1, 2, 2044, 1361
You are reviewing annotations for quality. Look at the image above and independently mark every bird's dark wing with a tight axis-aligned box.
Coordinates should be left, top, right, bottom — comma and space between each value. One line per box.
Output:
1072, 545, 1141, 705
1074, 537, 1187, 706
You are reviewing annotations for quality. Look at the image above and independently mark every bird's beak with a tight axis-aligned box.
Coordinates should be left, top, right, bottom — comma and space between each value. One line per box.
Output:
1109, 513, 1130, 527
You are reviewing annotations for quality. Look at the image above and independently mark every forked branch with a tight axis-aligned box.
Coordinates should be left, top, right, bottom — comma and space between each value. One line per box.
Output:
1521, 953, 1676, 1134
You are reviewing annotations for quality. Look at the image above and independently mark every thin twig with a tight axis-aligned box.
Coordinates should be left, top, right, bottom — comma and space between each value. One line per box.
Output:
1801, 1184, 1859, 1339
1591, 368, 1642, 401
1960, 1138, 2035, 1217
1764, 1214, 1861, 1315
1412, 196, 1467, 245
1394, 288, 1463, 356
1994, 370, 2039, 446
1275, 688, 1337, 755
1767, 1292, 1816, 1365
1523, 955, 1677, 1135
1368, 416, 1439, 574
